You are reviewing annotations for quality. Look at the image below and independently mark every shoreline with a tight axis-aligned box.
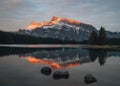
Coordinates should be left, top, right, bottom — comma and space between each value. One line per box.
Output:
0, 44, 119, 49
85, 45, 120, 49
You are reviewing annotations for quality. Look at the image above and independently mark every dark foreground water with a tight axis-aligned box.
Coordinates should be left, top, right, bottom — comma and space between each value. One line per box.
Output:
0, 45, 120, 86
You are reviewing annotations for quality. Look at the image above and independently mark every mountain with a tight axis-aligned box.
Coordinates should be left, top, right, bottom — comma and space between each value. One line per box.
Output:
106, 31, 120, 38
18, 16, 120, 42
18, 16, 97, 42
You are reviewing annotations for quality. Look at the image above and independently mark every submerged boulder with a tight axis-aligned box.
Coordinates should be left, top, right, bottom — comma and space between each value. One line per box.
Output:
84, 74, 97, 84
41, 67, 52, 76
53, 71, 69, 80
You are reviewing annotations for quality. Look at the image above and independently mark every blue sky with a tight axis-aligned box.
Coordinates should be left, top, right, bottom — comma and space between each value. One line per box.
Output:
0, 0, 120, 32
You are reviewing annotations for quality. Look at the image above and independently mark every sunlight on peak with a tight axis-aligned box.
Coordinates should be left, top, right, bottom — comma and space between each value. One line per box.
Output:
26, 16, 82, 30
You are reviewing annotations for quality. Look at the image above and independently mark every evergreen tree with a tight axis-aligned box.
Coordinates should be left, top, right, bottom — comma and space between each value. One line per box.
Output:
98, 27, 107, 45
88, 31, 98, 45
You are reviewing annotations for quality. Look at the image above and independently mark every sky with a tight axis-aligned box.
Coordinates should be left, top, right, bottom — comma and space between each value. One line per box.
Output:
0, 0, 120, 32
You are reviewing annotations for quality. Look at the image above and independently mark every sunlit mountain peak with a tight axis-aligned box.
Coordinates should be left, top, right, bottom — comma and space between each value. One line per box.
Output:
27, 22, 41, 30
51, 16, 82, 24
50, 16, 60, 22
26, 16, 82, 30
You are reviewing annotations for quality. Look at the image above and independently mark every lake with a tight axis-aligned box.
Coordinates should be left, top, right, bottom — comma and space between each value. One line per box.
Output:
0, 45, 120, 86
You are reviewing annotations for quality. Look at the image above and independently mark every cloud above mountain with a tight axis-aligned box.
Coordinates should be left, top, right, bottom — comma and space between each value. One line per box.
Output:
0, 0, 120, 31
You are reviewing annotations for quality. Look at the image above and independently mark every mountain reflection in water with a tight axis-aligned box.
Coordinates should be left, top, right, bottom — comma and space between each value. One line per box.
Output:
0, 46, 120, 85
22, 56, 80, 70
0, 46, 120, 67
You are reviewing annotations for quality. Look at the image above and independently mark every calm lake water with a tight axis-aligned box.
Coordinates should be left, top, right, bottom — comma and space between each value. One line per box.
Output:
0, 45, 120, 86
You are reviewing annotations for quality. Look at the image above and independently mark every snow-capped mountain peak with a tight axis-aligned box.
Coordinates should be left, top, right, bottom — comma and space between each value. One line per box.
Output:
18, 16, 98, 42
26, 16, 83, 30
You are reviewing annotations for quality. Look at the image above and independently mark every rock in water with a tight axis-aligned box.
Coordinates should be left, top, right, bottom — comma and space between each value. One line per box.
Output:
53, 71, 69, 80
84, 74, 97, 84
41, 67, 52, 76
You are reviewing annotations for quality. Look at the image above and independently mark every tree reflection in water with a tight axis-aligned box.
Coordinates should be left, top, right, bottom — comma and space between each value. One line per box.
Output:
89, 49, 108, 66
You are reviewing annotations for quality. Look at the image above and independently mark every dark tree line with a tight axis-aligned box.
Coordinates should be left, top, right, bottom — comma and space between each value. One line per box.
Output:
0, 30, 85, 44
88, 26, 107, 45
0, 29, 119, 45
88, 27, 120, 45
106, 38, 120, 45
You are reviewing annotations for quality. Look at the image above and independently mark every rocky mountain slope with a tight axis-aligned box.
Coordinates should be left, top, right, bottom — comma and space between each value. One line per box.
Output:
18, 16, 120, 42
